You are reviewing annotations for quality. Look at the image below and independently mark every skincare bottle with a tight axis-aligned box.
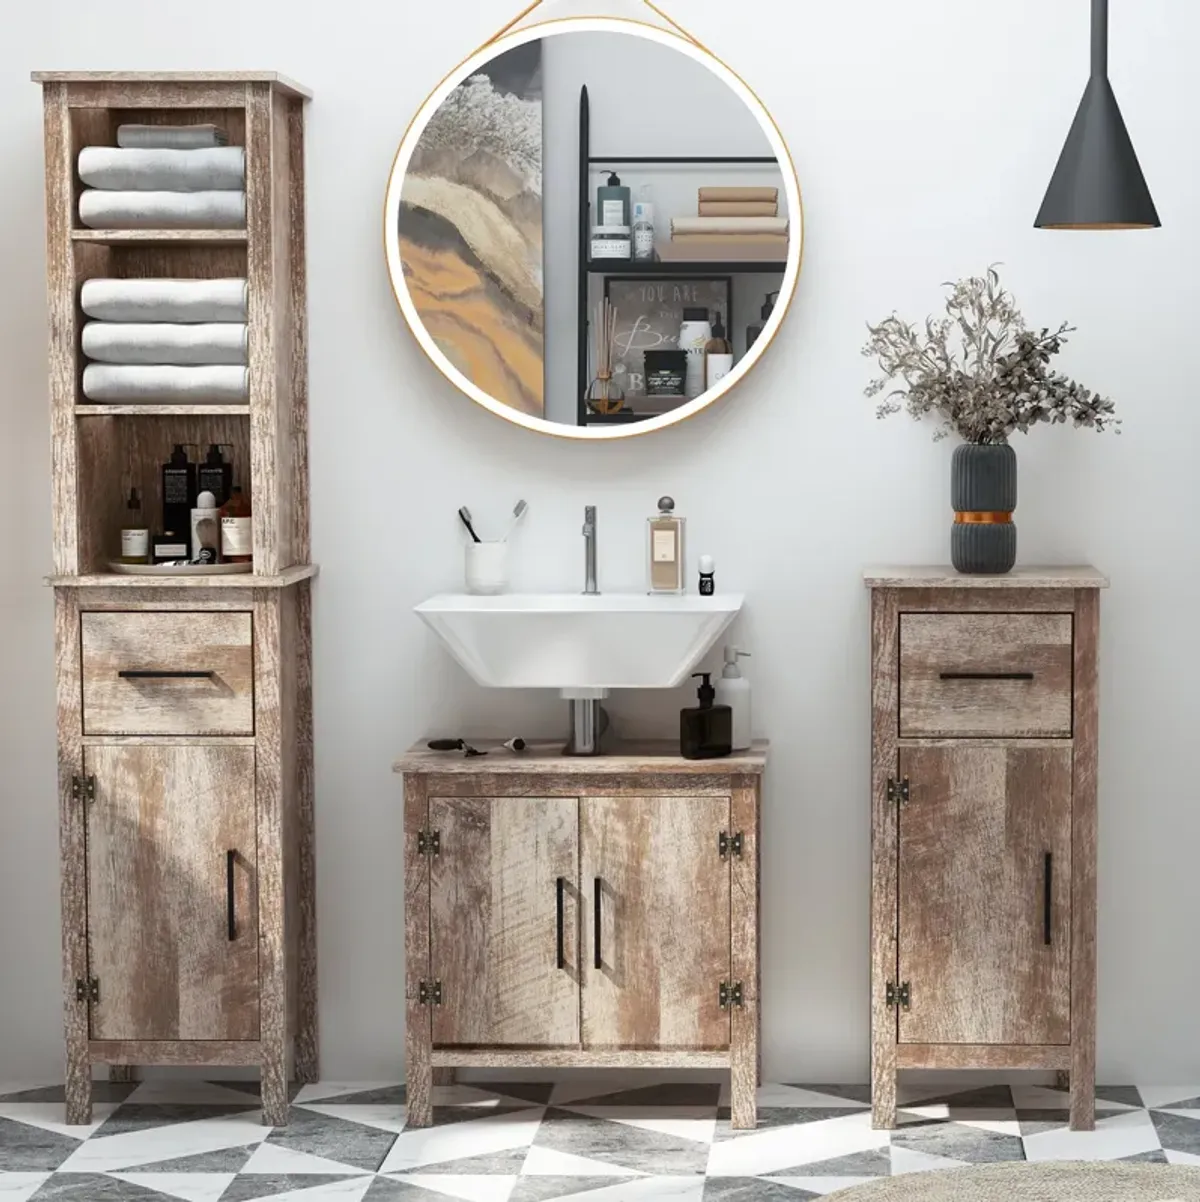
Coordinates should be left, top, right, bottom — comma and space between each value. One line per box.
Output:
119, 487, 150, 565
704, 312, 733, 390
597, 170, 631, 227
648, 495, 685, 594
698, 554, 715, 596
162, 444, 196, 557
714, 647, 752, 751
679, 307, 712, 399
680, 672, 733, 760
632, 184, 655, 261
152, 531, 189, 564
198, 443, 233, 506
746, 290, 779, 350
220, 485, 253, 564
190, 490, 221, 565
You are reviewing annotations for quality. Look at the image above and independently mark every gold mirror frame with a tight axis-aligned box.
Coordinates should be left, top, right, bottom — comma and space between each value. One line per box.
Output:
383, 15, 804, 440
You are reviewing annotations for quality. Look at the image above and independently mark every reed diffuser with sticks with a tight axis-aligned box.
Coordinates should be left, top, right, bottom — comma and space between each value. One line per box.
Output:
586, 297, 626, 416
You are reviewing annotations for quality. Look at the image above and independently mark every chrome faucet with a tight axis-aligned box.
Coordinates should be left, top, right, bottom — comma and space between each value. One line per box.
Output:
582, 506, 599, 595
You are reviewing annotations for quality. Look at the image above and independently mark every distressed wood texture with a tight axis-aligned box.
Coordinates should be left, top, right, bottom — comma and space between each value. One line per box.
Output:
430, 797, 580, 1047
80, 611, 254, 736
1071, 587, 1100, 1131
896, 1044, 1072, 1070
730, 776, 760, 1129
396, 741, 768, 777
56, 591, 91, 1125
287, 97, 310, 564
293, 581, 318, 1082
864, 566, 1109, 590
71, 230, 248, 247
47, 566, 317, 590
404, 775, 432, 1128
91, 1040, 263, 1066
32, 70, 312, 100
870, 588, 900, 1129
85, 743, 259, 1041
898, 613, 1074, 738
897, 743, 1072, 1046
431, 1049, 731, 1069
581, 795, 731, 1051
108, 1065, 137, 1083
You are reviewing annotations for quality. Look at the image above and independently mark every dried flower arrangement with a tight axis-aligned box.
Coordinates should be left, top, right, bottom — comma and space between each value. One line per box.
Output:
862, 267, 1119, 444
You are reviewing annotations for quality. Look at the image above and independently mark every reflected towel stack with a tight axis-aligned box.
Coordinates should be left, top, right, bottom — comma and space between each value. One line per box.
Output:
78, 124, 245, 230
80, 278, 249, 403
659, 187, 788, 263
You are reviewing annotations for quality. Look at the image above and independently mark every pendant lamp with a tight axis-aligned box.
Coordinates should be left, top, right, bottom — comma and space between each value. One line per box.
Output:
1035, 0, 1159, 229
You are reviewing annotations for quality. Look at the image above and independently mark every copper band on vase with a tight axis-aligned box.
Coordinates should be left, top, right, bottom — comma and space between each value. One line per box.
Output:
954, 511, 1014, 525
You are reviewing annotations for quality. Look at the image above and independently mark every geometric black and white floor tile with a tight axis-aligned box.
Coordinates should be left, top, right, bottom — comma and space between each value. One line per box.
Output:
3, 1077, 1200, 1200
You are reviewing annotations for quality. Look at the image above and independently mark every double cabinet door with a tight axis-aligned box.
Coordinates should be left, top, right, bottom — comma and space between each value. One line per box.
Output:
428, 794, 732, 1050
83, 743, 260, 1042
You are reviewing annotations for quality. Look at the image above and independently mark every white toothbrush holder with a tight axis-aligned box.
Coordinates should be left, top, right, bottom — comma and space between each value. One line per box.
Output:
465, 542, 509, 595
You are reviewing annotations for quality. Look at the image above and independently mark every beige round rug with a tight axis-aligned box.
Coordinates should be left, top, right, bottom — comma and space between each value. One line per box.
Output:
826, 1161, 1200, 1200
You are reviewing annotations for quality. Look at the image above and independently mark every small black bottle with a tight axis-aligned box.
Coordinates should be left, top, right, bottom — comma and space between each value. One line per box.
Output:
680, 672, 732, 760
162, 445, 197, 557
197, 443, 233, 506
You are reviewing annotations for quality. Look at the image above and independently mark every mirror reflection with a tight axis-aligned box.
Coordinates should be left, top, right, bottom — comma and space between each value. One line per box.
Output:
387, 23, 800, 435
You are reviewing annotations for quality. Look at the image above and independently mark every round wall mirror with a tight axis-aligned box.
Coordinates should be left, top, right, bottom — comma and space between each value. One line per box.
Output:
384, 16, 802, 440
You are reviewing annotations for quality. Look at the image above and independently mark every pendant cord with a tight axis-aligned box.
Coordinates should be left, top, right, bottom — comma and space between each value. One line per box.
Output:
483, 0, 704, 49
1091, 0, 1109, 77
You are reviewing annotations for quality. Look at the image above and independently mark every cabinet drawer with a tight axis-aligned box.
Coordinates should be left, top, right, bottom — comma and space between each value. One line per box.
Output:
81, 611, 254, 736
899, 612, 1073, 737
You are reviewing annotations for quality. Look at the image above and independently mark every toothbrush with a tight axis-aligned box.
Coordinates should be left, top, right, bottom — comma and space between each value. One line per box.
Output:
457, 506, 482, 543
502, 499, 528, 542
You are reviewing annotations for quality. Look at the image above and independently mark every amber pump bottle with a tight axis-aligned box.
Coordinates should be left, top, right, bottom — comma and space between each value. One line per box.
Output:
220, 485, 253, 564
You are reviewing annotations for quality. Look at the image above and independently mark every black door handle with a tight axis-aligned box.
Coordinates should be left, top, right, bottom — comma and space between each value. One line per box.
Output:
939, 672, 1034, 681
556, 877, 565, 969
593, 877, 602, 970
1043, 851, 1053, 946
119, 670, 216, 679
227, 850, 237, 941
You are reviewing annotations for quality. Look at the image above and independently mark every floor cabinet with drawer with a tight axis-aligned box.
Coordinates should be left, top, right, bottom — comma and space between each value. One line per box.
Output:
865, 567, 1107, 1131
35, 72, 317, 1125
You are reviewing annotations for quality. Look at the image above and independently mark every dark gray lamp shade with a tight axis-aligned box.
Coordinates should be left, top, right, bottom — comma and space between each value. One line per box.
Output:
1036, 0, 1159, 230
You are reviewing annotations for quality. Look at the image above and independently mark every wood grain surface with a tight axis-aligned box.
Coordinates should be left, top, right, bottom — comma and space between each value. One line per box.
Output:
864, 566, 1109, 589
897, 743, 1072, 1046
896, 1044, 1071, 1070
293, 581, 318, 1083
431, 1049, 731, 1069
47, 567, 317, 590
395, 741, 768, 776
899, 612, 1073, 738
430, 796, 580, 1047
32, 70, 312, 100
85, 743, 259, 1041
404, 775, 432, 1127
730, 776, 760, 1129
90, 1040, 263, 1066
581, 795, 731, 1051
81, 611, 254, 736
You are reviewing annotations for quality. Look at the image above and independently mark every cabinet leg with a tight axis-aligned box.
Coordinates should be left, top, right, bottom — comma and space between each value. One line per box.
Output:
1069, 1047, 1095, 1131
260, 1060, 290, 1127
64, 1055, 91, 1127
731, 995, 758, 1128
432, 1068, 455, 1086
108, 1065, 137, 1084
871, 1051, 896, 1129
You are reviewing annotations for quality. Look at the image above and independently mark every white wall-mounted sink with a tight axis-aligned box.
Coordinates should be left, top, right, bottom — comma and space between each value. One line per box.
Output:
415, 592, 743, 692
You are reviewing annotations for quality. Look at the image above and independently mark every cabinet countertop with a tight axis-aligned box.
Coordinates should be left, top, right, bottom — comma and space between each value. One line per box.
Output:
394, 739, 769, 776
863, 566, 1108, 590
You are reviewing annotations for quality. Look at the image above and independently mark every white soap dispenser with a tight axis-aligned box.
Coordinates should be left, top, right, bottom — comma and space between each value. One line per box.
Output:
715, 646, 752, 751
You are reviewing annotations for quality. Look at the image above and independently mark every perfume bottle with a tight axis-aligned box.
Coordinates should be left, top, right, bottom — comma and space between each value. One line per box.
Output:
648, 495, 685, 594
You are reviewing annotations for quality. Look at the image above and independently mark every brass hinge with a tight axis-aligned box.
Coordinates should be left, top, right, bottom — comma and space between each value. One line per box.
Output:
72, 775, 96, 804
718, 981, 744, 1010
886, 981, 911, 1010
418, 980, 443, 1006
718, 831, 744, 860
887, 777, 910, 806
417, 829, 441, 856
75, 977, 99, 1004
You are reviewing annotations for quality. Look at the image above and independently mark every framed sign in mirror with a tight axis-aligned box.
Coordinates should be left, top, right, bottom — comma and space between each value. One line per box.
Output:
384, 14, 803, 440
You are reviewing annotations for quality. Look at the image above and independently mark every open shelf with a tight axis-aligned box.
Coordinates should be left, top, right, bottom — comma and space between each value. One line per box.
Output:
73, 229, 247, 246
76, 405, 251, 417
587, 258, 787, 275
45, 564, 318, 589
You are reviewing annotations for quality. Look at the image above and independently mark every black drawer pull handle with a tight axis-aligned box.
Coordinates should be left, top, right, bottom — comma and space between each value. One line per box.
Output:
939, 672, 1034, 681
556, 877, 565, 970
593, 877, 602, 970
1043, 851, 1053, 946
227, 850, 237, 941
119, 670, 216, 679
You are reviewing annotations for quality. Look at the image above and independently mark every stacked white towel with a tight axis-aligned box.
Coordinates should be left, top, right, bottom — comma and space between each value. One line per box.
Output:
80, 278, 249, 404
78, 128, 245, 230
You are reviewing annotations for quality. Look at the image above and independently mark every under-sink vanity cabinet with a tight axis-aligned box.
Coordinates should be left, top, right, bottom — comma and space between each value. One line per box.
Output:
865, 567, 1107, 1133
396, 743, 766, 1128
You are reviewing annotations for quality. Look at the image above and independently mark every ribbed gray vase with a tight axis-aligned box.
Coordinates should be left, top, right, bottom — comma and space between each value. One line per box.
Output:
951, 443, 1017, 574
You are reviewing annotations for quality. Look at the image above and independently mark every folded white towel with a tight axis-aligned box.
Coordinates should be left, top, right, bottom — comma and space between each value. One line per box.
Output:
79, 147, 245, 192
81, 279, 247, 324
79, 190, 246, 229
82, 364, 249, 403
117, 124, 228, 150
82, 322, 248, 366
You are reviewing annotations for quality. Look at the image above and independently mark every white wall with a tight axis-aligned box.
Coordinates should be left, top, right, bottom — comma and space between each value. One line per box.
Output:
1, 0, 1196, 1085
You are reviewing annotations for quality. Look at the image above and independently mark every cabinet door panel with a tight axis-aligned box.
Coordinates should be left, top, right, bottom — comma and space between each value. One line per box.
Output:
86, 744, 259, 1041
430, 796, 580, 1047
898, 744, 1071, 1045
581, 795, 730, 1050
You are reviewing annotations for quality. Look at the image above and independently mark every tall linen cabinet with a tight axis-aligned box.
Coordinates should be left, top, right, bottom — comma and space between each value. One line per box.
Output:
33, 71, 317, 1126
